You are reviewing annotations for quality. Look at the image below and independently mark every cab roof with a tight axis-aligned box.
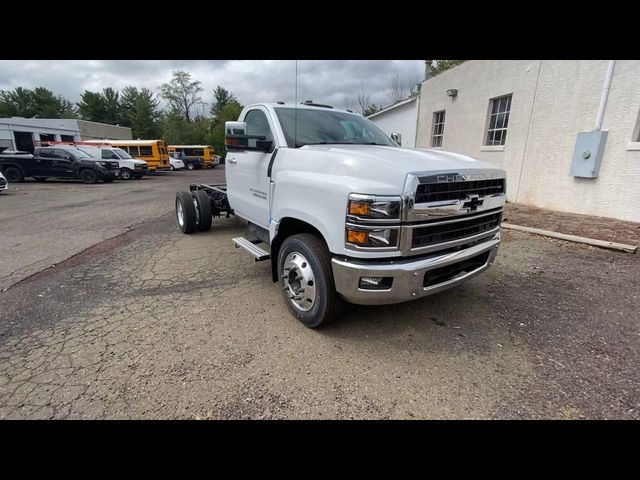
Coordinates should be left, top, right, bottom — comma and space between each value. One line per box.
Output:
252, 102, 360, 115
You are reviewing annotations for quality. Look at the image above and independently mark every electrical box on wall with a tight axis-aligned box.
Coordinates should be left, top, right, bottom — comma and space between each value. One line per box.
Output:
570, 130, 608, 178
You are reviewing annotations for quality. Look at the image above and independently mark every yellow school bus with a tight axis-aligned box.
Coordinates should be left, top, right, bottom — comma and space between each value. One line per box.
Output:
82, 139, 170, 172
168, 145, 216, 168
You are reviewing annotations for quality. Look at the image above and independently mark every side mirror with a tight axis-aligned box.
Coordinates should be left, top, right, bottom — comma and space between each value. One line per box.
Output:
225, 121, 274, 153
391, 132, 402, 146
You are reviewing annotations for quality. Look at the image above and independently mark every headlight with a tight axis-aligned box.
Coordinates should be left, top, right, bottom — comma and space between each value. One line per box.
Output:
345, 226, 399, 249
347, 194, 401, 221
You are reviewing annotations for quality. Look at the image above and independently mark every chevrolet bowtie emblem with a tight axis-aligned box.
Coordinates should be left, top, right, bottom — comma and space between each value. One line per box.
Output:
463, 194, 483, 211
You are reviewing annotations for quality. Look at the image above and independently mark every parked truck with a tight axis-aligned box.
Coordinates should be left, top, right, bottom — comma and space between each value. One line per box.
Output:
174, 102, 506, 328
0, 146, 120, 184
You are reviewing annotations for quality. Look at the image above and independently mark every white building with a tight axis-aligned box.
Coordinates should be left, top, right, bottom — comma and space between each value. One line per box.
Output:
367, 96, 419, 148
415, 60, 640, 223
0, 117, 132, 153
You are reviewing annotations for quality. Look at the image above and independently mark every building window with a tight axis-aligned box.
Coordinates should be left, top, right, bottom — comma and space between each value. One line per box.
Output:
431, 110, 446, 147
485, 94, 512, 146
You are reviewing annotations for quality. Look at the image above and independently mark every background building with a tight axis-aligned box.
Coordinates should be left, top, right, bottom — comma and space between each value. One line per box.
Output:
415, 60, 640, 223
367, 97, 419, 148
0, 118, 132, 152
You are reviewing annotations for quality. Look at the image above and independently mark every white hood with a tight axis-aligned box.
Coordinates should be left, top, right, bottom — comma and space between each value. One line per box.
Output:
297, 145, 504, 191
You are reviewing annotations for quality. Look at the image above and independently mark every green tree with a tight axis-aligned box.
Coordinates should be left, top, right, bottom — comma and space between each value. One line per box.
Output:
210, 85, 241, 122
431, 60, 464, 76
363, 104, 382, 116
0, 87, 76, 118
77, 88, 122, 124
101, 87, 121, 125
159, 109, 189, 144
160, 71, 203, 122
77, 90, 108, 123
120, 86, 160, 138
207, 101, 243, 157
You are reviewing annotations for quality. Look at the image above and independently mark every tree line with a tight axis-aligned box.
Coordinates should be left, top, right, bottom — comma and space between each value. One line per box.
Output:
0, 70, 243, 156
0, 62, 462, 151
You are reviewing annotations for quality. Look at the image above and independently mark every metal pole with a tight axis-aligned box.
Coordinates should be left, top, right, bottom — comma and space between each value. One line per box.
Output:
594, 60, 616, 131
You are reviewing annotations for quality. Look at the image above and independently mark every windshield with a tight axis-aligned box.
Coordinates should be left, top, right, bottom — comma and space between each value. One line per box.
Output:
114, 148, 132, 159
274, 107, 396, 148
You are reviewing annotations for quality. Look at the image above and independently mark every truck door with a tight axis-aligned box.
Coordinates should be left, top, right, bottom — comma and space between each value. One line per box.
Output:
33, 149, 58, 176
49, 149, 76, 178
226, 108, 275, 228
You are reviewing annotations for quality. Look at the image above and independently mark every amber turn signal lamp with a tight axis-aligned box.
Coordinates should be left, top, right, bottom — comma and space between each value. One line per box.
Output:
348, 202, 370, 216
347, 229, 369, 244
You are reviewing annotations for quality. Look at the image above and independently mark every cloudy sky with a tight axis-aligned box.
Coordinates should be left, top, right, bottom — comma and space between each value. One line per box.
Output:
0, 60, 425, 113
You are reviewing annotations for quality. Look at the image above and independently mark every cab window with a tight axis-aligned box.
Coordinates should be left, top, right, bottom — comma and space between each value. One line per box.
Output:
101, 150, 119, 160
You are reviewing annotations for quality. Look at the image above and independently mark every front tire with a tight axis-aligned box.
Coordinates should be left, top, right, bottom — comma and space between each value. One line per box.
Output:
277, 234, 343, 328
4, 167, 24, 183
80, 169, 98, 184
120, 168, 133, 180
175, 191, 197, 234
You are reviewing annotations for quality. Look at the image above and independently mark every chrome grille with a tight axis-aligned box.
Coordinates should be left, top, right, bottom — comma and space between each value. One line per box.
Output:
411, 211, 502, 248
415, 179, 505, 203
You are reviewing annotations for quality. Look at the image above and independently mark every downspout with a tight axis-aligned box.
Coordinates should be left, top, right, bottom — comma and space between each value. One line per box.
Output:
594, 60, 616, 131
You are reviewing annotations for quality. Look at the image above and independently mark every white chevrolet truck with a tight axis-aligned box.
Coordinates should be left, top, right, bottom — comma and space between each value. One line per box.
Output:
175, 101, 506, 328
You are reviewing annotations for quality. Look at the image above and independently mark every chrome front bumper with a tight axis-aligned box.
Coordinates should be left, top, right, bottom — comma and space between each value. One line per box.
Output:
331, 235, 500, 305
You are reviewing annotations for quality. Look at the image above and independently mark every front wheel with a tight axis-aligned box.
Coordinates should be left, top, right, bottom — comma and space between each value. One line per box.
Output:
120, 168, 133, 180
3, 167, 24, 183
278, 234, 343, 328
80, 169, 98, 184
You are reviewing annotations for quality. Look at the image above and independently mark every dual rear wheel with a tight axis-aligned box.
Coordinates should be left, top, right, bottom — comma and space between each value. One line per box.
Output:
175, 190, 212, 234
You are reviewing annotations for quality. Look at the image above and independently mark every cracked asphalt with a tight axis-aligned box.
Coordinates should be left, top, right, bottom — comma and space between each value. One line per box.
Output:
0, 167, 639, 419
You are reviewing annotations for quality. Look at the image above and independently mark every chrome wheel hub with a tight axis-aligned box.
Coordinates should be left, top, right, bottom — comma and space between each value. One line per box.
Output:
177, 201, 184, 227
282, 252, 316, 311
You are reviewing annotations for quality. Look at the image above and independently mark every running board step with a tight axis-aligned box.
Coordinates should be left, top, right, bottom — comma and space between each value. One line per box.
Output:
232, 236, 271, 261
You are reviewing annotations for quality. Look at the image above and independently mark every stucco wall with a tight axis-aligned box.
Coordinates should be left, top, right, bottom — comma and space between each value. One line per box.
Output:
368, 99, 418, 148
416, 60, 640, 222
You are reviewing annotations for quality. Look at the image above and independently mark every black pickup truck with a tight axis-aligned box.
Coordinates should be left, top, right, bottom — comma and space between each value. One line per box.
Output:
0, 146, 120, 184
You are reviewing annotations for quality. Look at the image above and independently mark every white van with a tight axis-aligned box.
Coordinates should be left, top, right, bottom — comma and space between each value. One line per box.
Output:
77, 145, 149, 180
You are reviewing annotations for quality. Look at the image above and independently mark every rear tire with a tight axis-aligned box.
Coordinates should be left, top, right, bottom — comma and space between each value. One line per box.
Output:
192, 190, 212, 232
186, 162, 195, 170
80, 169, 98, 184
277, 233, 343, 328
4, 167, 24, 183
175, 191, 197, 234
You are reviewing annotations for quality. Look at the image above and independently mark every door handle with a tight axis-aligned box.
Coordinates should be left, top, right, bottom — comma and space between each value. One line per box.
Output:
228, 158, 237, 164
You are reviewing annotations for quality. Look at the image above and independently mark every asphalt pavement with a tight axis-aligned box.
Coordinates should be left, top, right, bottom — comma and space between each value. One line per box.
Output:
0, 167, 638, 419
